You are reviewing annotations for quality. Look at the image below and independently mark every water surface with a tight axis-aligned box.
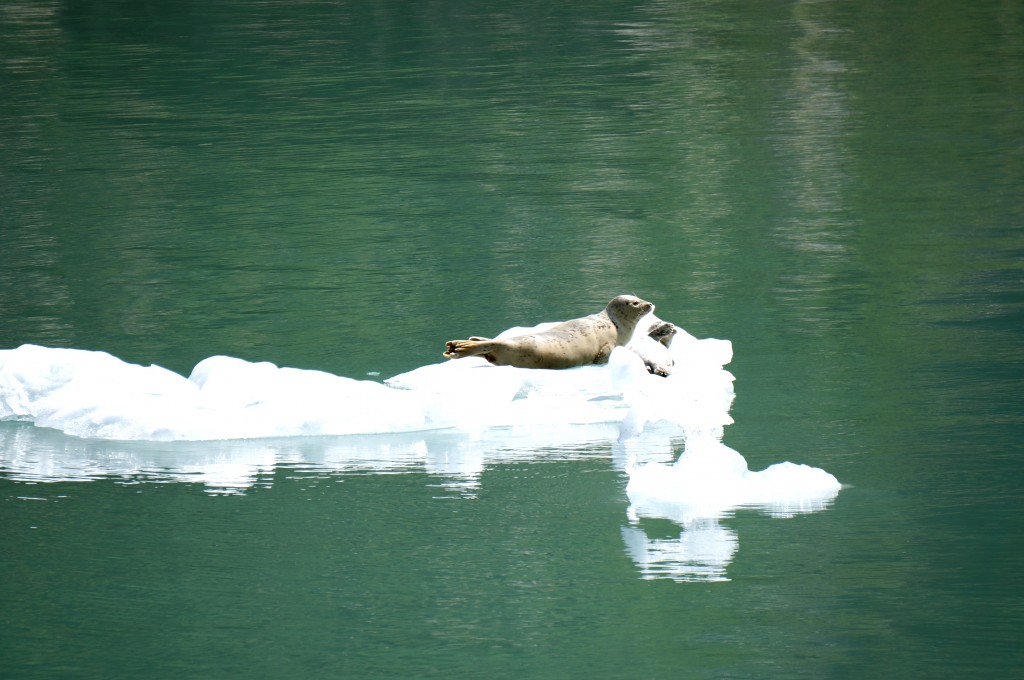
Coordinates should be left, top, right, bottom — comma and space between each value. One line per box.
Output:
2, 0, 1022, 677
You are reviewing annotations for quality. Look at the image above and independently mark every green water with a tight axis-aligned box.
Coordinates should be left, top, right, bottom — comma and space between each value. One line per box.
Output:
2, 1, 1022, 677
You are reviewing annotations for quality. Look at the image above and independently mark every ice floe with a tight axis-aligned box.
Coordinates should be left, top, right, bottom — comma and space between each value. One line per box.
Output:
1, 312, 841, 582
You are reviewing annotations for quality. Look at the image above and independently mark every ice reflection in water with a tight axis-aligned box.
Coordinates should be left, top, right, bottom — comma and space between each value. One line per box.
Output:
621, 521, 738, 583
0, 422, 621, 496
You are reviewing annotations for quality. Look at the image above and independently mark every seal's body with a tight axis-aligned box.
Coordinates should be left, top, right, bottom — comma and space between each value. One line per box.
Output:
444, 295, 654, 370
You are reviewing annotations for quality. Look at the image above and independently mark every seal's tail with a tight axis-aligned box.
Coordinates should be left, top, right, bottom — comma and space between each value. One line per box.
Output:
443, 338, 494, 359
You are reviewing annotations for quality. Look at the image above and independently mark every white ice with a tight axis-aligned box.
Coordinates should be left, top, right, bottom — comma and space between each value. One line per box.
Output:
0, 313, 840, 533
0, 314, 735, 443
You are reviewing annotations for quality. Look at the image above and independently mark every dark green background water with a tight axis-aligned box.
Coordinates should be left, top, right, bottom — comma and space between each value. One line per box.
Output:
2, 1, 1022, 678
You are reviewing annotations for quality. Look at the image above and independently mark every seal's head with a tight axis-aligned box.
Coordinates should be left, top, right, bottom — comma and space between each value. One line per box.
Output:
605, 295, 654, 332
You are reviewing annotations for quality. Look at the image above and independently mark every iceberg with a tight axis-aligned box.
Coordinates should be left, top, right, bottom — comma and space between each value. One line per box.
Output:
0, 314, 840, 518
0, 317, 737, 442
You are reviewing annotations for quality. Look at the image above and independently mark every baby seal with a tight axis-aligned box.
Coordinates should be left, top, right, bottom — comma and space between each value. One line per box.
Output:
629, 319, 678, 377
443, 295, 654, 370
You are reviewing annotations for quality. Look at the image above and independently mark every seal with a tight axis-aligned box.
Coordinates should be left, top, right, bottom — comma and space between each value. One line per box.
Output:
443, 295, 654, 370
628, 318, 678, 377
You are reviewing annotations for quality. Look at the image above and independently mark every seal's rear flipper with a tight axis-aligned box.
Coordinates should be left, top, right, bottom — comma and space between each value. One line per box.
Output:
444, 339, 493, 359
